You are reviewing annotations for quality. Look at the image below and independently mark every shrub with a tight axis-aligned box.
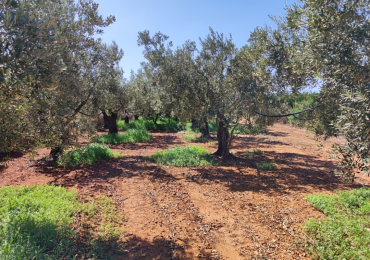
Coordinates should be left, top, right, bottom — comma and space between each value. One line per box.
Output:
95, 129, 152, 144
246, 149, 264, 155
58, 143, 122, 166
255, 162, 277, 170
303, 188, 370, 259
150, 145, 218, 167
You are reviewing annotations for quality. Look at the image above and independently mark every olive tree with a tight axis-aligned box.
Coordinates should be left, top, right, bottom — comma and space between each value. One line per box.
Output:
255, 0, 370, 180
138, 29, 276, 156
0, 0, 115, 160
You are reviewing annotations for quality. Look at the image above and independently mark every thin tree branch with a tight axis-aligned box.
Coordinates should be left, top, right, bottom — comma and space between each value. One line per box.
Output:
254, 104, 320, 118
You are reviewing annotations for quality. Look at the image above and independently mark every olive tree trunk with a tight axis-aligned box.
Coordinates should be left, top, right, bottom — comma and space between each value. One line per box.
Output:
214, 116, 230, 156
200, 116, 210, 138
103, 111, 118, 134
124, 116, 130, 124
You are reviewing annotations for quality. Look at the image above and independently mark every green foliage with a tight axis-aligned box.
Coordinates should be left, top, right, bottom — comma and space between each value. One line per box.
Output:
255, 162, 277, 170
303, 188, 370, 259
185, 122, 217, 133
0, 185, 125, 260
150, 145, 218, 167
0, 185, 79, 259
184, 135, 197, 142
58, 144, 122, 167
279, 93, 318, 127
80, 196, 125, 259
118, 118, 182, 131
246, 149, 264, 156
206, 141, 217, 145
95, 129, 152, 144
0, 0, 115, 155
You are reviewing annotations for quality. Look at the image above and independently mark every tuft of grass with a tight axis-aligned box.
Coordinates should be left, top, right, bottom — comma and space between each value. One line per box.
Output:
58, 143, 122, 167
206, 141, 217, 145
255, 162, 277, 170
118, 118, 183, 131
184, 134, 197, 142
303, 188, 370, 259
246, 149, 264, 156
150, 145, 218, 167
0, 185, 126, 260
95, 129, 152, 144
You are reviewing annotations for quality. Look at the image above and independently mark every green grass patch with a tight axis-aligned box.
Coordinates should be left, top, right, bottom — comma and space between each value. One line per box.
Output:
95, 129, 152, 144
246, 149, 264, 156
184, 134, 197, 142
303, 188, 370, 259
206, 141, 217, 145
185, 122, 217, 133
118, 118, 182, 131
150, 145, 218, 167
0, 185, 125, 259
255, 162, 277, 170
58, 143, 122, 167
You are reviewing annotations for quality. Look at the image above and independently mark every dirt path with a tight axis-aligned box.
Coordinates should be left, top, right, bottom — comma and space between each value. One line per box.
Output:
0, 124, 367, 259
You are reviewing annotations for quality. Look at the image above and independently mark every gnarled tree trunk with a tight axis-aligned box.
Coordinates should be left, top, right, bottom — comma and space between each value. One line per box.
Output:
124, 116, 130, 125
103, 111, 118, 134
191, 119, 199, 132
200, 116, 210, 138
214, 116, 229, 156
50, 146, 63, 162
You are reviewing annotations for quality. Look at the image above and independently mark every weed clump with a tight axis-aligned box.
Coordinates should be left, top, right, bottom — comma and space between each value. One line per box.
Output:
255, 162, 277, 170
150, 145, 218, 167
246, 149, 264, 156
95, 129, 152, 144
184, 135, 197, 142
58, 143, 122, 167
303, 188, 370, 259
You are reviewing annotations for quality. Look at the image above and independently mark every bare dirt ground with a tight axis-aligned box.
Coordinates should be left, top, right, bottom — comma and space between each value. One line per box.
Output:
1, 124, 368, 260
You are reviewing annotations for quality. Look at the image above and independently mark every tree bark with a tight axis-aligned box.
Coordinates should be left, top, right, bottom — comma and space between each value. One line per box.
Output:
214, 116, 230, 156
191, 119, 199, 132
49, 146, 63, 162
200, 116, 210, 138
152, 114, 159, 126
124, 116, 130, 125
103, 111, 119, 134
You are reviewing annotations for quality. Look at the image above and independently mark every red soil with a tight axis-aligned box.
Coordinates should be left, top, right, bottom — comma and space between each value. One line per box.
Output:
0, 124, 367, 260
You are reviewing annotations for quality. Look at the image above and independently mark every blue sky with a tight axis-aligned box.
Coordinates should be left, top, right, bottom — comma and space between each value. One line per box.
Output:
94, 0, 298, 77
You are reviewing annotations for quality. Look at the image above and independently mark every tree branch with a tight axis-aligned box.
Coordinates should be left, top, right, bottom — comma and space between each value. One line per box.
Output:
254, 104, 320, 118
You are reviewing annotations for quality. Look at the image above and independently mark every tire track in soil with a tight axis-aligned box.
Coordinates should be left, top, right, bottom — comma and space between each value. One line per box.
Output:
129, 169, 221, 259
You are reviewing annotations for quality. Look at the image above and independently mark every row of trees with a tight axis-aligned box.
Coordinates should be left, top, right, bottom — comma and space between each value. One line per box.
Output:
1, 0, 369, 179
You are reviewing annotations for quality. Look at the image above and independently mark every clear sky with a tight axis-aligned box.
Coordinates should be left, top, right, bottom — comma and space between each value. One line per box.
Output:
93, 0, 298, 77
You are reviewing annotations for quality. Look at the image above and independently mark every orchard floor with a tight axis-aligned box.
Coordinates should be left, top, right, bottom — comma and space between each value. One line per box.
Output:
1, 124, 368, 260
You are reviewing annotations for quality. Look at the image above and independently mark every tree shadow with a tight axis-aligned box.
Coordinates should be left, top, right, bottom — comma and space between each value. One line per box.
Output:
191, 151, 360, 196
230, 136, 289, 150
107, 134, 185, 151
